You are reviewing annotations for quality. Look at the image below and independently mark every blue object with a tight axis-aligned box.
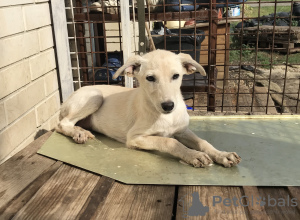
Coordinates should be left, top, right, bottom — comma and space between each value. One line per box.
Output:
94, 54, 123, 83
186, 105, 194, 110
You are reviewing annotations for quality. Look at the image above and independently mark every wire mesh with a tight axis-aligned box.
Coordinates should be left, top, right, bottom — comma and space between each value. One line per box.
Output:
65, 0, 300, 114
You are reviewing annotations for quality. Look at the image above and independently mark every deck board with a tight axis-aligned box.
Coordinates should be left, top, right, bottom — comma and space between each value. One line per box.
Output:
12, 165, 99, 220
91, 182, 139, 220
126, 185, 175, 220
0, 132, 55, 211
77, 176, 115, 220
0, 161, 62, 219
287, 186, 300, 213
258, 187, 300, 220
0, 132, 299, 219
242, 186, 269, 220
89, 183, 175, 220
176, 186, 249, 219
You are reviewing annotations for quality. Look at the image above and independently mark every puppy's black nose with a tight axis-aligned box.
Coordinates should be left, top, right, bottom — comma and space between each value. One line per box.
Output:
161, 102, 174, 112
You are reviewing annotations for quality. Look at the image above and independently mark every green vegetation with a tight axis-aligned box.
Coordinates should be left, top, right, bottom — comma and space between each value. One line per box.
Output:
229, 5, 300, 68
239, 5, 291, 17
229, 42, 300, 67
247, 6, 291, 17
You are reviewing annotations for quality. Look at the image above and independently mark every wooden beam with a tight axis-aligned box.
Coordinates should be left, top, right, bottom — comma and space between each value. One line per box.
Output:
51, 0, 74, 101
74, 10, 218, 22
120, 0, 133, 88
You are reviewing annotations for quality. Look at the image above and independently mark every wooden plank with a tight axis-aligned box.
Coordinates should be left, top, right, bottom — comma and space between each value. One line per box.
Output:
0, 161, 63, 219
51, 0, 74, 102
287, 187, 300, 213
176, 186, 249, 219
0, 132, 55, 211
91, 182, 139, 219
12, 165, 100, 219
91, 183, 175, 220
126, 185, 175, 220
200, 55, 226, 65
200, 50, 226, 55
258, 187, 300, 219
74, 10, 218, 22
77, 176, 115, 220
201, 35, 226, 46
242, 186, 269, 220
201, 45, 226, 50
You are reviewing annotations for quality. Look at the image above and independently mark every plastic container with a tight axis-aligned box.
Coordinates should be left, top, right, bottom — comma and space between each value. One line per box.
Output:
233, 5, 240, 16
227, 5, 240, 17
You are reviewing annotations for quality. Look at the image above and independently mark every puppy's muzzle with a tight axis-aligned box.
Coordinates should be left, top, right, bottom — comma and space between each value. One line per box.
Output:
161, 101, 174, 113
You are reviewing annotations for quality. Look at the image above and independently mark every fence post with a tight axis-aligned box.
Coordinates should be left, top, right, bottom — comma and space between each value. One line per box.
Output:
51, 0, 74, 102
120, 0, 134, 88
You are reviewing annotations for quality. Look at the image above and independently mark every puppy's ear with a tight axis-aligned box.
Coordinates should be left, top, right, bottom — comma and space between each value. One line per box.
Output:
178, 53, 206, 76
113, 55, 145, 79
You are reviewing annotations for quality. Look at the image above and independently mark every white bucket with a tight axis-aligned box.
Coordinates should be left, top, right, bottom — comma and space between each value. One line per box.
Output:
228, 5, 240, 17
233, 5, 240, 17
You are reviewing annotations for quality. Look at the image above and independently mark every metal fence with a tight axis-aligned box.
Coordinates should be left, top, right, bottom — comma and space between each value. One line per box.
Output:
65, 0, 300, 114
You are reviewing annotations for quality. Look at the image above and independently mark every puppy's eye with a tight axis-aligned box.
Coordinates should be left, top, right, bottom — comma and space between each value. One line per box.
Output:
172, 74, 180, 80
146, 76, 155, 82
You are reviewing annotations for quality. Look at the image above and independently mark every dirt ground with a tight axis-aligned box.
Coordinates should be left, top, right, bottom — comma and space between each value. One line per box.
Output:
184, 65, 300, 115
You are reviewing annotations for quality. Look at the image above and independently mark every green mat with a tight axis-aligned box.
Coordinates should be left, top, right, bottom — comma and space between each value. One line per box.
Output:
38, 116, 300, 186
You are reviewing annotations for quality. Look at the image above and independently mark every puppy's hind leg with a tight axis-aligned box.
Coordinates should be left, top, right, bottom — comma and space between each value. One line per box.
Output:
56, 87, 103, 143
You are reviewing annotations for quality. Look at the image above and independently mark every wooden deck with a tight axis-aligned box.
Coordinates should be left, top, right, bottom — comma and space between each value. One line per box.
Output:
0, 132, 300, 220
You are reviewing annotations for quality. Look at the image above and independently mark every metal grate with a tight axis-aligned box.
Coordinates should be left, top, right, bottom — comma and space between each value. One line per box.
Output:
65, 0, 300, 114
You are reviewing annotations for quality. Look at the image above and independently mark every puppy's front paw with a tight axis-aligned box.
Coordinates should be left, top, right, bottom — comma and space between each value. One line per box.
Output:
185, 151, 213, 168
215, 152, 241, 168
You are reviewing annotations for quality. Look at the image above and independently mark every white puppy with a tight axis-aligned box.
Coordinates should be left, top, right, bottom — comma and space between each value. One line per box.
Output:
56, 50, 241, 168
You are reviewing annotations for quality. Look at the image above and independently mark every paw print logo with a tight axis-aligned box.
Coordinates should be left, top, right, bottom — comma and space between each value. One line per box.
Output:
256, 197, 266, 206
178, 192, 209, 218
187, 192, 209, 216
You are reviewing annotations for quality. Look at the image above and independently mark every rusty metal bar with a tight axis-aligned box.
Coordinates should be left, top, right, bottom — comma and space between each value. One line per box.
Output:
297, 79, 300, 113
281, 0, 294, 113
85, 0, 95, 85
250, 0, 261, 112
265, 0, 278, 114
65, 0, 299, 115
138, 0, 146, 55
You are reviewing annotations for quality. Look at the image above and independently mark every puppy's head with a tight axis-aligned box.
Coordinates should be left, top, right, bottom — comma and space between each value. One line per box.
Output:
113, 50, 206, 114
